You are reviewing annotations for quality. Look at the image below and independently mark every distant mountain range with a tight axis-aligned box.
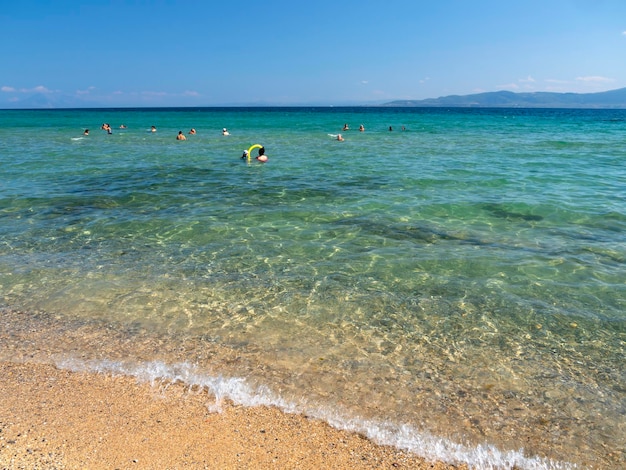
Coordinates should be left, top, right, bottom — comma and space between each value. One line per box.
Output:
383, 87, 626, 108
4, 87, 626, 109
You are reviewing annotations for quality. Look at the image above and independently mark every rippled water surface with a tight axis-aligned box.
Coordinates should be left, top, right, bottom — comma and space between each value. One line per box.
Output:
0, 107, 624, 469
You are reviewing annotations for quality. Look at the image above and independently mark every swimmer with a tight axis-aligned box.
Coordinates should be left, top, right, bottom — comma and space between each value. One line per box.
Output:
222, 128, 230, 135
256, 146, 268, 162
119, 124, 127, 129
176, 131, 186, 140
389, 126, 393, 131
189, 128, 196, 135
83, 129, 89, 135
359, 124, 365, 132
241, 149, 249, 160
101, 123, 110, 131
337, 134, 344, 141
151, 125, 157, 133
342, 123, 349, 131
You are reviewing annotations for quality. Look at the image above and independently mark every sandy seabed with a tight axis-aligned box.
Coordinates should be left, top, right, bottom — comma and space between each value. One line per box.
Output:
0, 362, 462, 469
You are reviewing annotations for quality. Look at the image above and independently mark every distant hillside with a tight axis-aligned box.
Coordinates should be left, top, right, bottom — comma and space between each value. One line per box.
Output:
5, 92, 89, 109
384, 87, 626, 108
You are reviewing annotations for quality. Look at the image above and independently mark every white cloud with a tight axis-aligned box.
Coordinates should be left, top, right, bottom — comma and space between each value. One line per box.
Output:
519, 75, 535, 83
76, 86, 96, 95
5, 85, 54, 94
576, 76, 614, 83
360, 80, 369, 85
182, 90, 200, 96
623, 31, 626, 35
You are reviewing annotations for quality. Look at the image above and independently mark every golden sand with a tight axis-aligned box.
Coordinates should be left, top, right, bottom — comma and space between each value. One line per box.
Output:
0, 361, 462, 469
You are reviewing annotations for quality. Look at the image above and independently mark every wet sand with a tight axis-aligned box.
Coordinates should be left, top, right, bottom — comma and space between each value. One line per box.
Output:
0, 361, 461, 469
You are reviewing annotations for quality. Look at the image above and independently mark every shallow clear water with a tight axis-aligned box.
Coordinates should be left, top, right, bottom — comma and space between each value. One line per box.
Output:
0, 107, 624, 469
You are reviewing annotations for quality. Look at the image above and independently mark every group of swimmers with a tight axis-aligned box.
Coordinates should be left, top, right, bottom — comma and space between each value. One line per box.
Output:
335, 123, 405, 141
336, 123, 366, 141
82, 121, 403, 163
241, 147, 268, 163
83, 124, 269, 163
86, 124, 220, 140
175, 127, 232, 140
342, 123, 365, 132
174, 126, 267, 161
176, 127, 199, 140
84, 123, 131, 135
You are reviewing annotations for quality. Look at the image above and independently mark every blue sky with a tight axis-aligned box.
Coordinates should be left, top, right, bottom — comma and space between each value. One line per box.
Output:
1, 0, 625, 107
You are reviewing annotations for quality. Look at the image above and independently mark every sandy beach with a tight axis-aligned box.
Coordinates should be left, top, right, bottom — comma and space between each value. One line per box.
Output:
0, 361, 461, 469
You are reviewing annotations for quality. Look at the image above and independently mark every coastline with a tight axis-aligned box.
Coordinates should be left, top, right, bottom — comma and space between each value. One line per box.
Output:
0, 361, 460, 469
1, 106, 624, 469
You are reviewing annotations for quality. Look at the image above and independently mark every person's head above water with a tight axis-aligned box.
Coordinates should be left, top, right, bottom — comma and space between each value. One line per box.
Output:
256, 147, 268, 162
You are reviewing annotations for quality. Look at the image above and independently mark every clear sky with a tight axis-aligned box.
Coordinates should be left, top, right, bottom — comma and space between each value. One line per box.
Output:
1, 0, 625, 107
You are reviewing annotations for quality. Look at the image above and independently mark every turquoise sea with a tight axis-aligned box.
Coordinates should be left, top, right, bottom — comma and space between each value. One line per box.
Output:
0, 107, 624, 469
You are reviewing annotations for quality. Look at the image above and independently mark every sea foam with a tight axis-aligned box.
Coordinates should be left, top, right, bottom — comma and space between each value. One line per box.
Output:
56, 357, 576, 470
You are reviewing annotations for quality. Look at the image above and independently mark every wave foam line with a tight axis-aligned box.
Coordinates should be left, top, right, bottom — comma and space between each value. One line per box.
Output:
56, 358, 576, 470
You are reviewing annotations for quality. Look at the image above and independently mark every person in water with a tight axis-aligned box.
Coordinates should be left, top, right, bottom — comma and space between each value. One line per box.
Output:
337, 134, 344, 141
176, 131, 186, 140
189, 128, 196, 135
359, 124, 365, 132
222, 128, 230, 135
83, 129, 89, 135
256, 147, 268, 162
151, 125, 157, 133
342, 123, 349, 131
241, 149, 249, 160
